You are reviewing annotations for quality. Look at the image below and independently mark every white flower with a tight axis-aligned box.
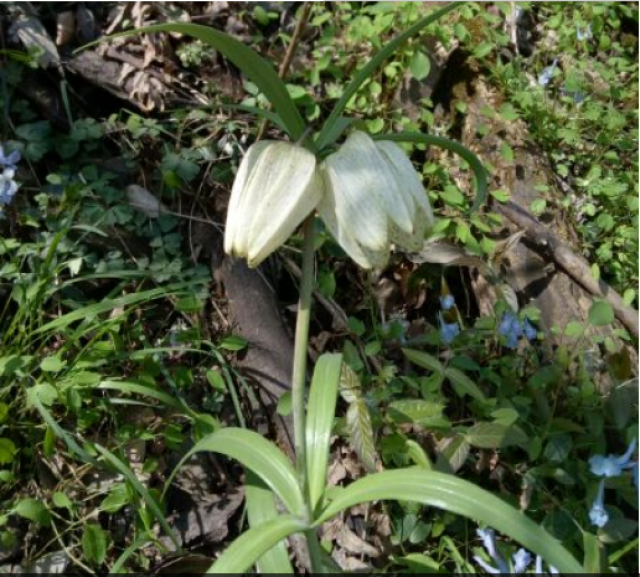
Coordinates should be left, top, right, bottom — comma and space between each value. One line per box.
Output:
224, 141, 322, 267
318, 131, 433, 269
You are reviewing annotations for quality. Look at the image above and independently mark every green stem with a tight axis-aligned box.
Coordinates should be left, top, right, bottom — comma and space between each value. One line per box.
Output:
291, 215, 324, 572
291, 216, 315, 489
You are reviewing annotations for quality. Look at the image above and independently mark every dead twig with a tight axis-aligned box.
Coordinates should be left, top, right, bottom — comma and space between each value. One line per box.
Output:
501, 200, 639, 338
256, 2, 313, 141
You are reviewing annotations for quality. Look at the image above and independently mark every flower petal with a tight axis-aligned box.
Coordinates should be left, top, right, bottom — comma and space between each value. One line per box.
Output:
224, 141, 273, 257
246, 143, 320, 267
318, 170, 388, 269
375, 139, 434, 233
324, 134, 391, 250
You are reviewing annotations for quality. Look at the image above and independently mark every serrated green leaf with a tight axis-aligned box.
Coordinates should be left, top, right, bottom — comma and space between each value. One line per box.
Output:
444, 367, 486, 402
40, 356, 65, 372
402, 349, 444, 374
83, 523, 108, 565
438, 434, 470, 473
466, 422, 527, 449
347, 398, 377, 474
0, 439, 16, 465
14, 498, 51, 526
388, 399, 444, 425
314, 470, 583, 574
52, 492, 73, 510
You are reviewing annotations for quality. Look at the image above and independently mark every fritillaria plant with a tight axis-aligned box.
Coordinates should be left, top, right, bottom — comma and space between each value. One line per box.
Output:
99, 4, 584, 574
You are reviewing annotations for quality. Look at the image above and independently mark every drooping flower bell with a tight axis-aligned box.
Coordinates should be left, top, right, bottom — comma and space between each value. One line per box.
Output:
224, 141, 323, 267
318, 131, 433, 269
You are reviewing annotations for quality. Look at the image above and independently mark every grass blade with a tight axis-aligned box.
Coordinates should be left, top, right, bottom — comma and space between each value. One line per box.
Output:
245, 472, 294, 574
316, 3, 463, 149
314, 469, 583, 574
95, 444, 180, 549
207, 515, 307, 574
164, 428, 304, 517
305, 353, 342, 513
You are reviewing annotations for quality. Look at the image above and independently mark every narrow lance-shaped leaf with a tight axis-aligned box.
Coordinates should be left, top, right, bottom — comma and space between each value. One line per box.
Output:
80, 23, 306, 140
245, 472, 294, 574
314, 469, 583, 574
163, 428, 305, 517
306, 353, 343, 513
207, 515, 308, 574
316, 2, 463, 149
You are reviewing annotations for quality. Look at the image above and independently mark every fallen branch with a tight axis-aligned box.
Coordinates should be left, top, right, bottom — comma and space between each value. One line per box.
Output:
501, 200, 639, 338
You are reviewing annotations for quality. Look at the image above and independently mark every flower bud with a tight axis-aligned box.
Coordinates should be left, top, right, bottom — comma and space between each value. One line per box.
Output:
224, 141, 322, 267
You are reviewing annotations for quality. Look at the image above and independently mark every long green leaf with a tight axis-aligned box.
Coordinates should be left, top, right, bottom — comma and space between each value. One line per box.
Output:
95, 444, 180, 549
98, 381, 184, 410
207, 515, 307, 574
109, 531, 154, 574
81, 24, 305, 140
376, 132, 488, 213
306, 353, 343, 513
245, 472, 294, 574
316, 2, 463, 149
314, 469, 583, 574
164, 428, 304, 516
33, 282, 192, 335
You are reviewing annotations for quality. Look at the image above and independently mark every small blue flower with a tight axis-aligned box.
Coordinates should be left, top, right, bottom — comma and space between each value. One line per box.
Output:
513, 549, 532, 573
0, 168, 18, 206
474, 529, 533, 574
589, 438, 637, 478
440, 294, 455, 311
499, 310, 523, 349
538, 58, 558, 87
439, 313, 460, 345
589, 479, 608, 528
523, 317, 537, 341
474, 528, 509, 574
576, 24, 593, 41
0, 145, 20, 171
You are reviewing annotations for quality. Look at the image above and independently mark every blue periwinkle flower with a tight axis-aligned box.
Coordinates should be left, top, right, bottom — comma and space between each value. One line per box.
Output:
0, 145, 20, 170
535, 555, 560, 575
0, 168, 18, 206
538, 58, 558, 87
474, 529, 534, 574
440, 294, 455, 311
589, 479, 609, 528
499, 310, 523, 349
439, 313, 460, 344
589, 438, 637, 478
513, 549, 532, 573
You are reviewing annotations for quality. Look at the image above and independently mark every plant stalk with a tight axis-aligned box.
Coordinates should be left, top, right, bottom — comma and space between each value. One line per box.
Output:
291, 215, 324, 573
292, 215, 315, 491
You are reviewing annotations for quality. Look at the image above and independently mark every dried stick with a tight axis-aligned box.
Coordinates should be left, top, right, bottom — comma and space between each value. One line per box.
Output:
256, 2, 313, 141
501, 201, 638, 338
